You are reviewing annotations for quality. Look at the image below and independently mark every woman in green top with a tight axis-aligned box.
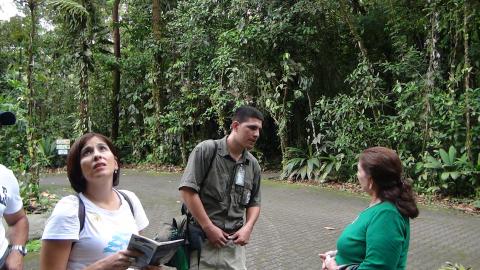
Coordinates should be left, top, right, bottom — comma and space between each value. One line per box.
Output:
319, 147, 419, 270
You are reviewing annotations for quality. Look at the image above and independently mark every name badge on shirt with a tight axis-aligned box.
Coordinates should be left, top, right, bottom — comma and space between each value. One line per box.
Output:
235, 165, 245, 187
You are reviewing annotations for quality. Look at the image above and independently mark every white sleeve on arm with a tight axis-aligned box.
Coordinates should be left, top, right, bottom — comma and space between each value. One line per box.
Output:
42, 195, 81, 240
121, 190, 149, 231
4, 168, 23, 214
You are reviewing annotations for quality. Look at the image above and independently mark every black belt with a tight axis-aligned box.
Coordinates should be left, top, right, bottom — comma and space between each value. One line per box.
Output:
224, 228, 241, 234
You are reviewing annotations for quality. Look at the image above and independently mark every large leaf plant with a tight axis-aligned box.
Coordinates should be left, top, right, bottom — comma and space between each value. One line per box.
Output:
281, 146, 343, 182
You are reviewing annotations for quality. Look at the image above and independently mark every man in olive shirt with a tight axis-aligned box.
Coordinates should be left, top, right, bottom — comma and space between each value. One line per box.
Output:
179, 105, 263, 270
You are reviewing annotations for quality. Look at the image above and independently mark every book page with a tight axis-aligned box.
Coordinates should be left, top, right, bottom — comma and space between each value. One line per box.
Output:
149, 239, 184, 266
127, 234, 184, 268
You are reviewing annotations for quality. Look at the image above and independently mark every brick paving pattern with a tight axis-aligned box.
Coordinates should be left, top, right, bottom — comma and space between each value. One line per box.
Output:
27, 170, 479, 270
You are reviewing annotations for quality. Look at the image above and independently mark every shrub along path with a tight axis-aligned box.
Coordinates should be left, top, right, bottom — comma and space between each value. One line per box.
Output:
26, 170, 479, 269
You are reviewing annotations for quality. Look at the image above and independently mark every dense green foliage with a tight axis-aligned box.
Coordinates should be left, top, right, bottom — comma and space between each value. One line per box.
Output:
26, 239, 41, 253
0, 0, 479, 201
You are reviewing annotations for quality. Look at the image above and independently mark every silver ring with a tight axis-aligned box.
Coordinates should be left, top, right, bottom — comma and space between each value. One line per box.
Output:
128, 257, 136, 264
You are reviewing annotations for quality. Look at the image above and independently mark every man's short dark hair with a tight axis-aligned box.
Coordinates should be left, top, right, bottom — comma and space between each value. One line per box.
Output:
67, 132, 120, 193
232, 105, 264, 123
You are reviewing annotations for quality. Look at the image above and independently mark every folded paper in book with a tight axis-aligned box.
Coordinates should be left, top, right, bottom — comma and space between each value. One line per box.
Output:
127, 234, 184, 268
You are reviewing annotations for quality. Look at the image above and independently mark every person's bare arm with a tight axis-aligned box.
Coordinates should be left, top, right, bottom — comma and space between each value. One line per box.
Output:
244, 206, 260, 230
4, 209, 29, 270
180, 187, 228, 247
41, 239, 141, 270
232, 206, 260, 246
40, 240, 72, 270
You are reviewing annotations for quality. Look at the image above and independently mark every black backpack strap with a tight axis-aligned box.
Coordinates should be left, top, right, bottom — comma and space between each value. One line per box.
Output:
76, 194, 85, 233
183, 139, 217, 216
186, 139, 217, 268
77, 190, 135, 235
202, 140, 218, 188
182, 140, 217, 216
117, 190, 135, 217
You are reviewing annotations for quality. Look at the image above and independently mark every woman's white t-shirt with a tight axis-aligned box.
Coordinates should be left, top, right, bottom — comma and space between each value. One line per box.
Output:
42, 189, 149, 270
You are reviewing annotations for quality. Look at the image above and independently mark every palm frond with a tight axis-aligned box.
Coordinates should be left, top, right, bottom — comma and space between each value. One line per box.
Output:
48, 0, 88, 30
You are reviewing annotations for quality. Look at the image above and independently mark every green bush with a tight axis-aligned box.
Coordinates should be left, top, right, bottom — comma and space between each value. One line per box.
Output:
281, 146, 343, 182
415, 146, 480, 197
26, 239, 41, 253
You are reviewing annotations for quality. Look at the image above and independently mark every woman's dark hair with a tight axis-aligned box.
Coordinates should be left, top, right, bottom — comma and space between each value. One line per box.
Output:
67, 133, 120, 193
360, 147, 419, 219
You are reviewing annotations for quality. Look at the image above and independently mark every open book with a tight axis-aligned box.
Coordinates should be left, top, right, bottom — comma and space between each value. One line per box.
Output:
127, 234, 184, 268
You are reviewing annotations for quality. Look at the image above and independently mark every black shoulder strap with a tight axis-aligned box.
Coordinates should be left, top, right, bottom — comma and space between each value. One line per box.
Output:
117, 190, 135, 216
182, 140, 217, 217
76, 194, 85, 233
183, 140, 217, 268
202, 140, 218, 186
77, 191, 135, 234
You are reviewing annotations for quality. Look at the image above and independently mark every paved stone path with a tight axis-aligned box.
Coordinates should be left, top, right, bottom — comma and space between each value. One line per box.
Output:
26, 170, 480, 270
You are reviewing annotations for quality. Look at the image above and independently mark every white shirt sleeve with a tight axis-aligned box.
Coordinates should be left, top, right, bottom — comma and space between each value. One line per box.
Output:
3, 167, 23, 215
119, 190, 149, 232
42, 195, 80, 240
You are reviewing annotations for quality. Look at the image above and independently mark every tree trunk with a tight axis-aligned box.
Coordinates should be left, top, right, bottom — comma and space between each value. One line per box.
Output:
27, 0, 40, 196
305, 87, 319, 153
339, 0, 369, 63
279, 131, 288, 164
423, 0, 439, 149
80, 56, 90, 134
278, 85, 289, 165
27, 0, 36, 120
152, 0, 167, 113
271, 114, 287, 164
111, 0, 121, 141
151, 0, 168, 161
339, 0, 378, 119
463, 0, 472, 161
152, 0, 161, 41
79, 0, 94, 134
152, 0, 161, 114
181, 132, 187, 166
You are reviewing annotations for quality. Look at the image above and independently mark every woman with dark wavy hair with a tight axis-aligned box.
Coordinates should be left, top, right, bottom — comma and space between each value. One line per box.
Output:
40, 133, 161, 270
320, 147, 419, 270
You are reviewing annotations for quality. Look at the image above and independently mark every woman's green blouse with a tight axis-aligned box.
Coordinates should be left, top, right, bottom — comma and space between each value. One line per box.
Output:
335, 201, 410, 270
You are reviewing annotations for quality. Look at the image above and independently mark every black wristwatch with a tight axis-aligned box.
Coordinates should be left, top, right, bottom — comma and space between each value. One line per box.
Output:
9, 245, 27, 256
